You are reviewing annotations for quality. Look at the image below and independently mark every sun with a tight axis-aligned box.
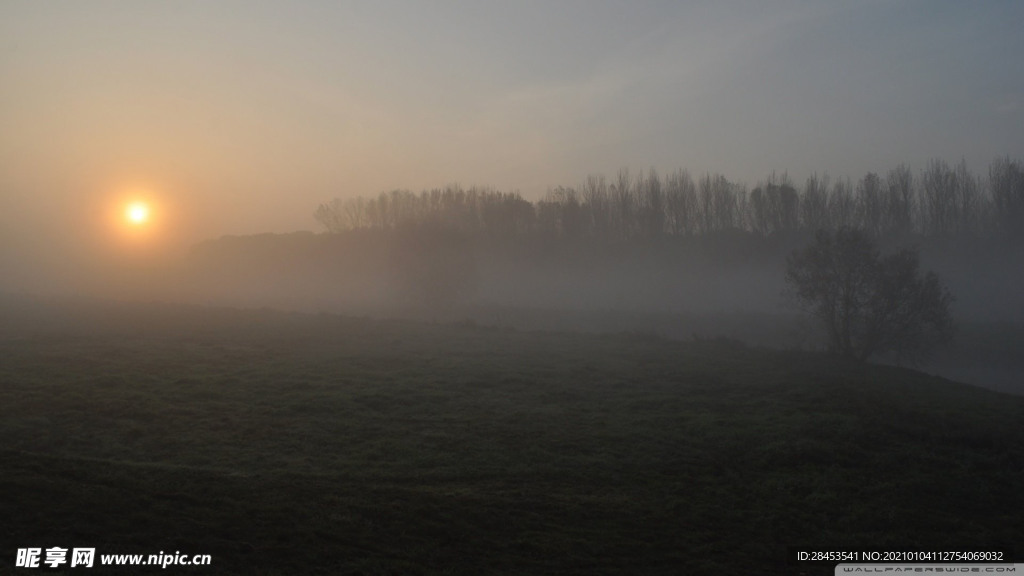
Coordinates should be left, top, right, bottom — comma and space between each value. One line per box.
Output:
103, 188, 170, 254
125, 202, 150, 225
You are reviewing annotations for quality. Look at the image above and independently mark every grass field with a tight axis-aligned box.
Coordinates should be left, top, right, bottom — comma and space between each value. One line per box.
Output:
1, 296, 1022, 575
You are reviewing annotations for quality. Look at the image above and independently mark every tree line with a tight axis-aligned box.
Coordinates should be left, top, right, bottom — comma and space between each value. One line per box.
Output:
315, 157, 1024, 243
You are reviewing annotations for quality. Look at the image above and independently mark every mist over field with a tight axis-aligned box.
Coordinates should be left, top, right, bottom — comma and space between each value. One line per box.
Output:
2, 1, 1024, 573
13, 162, 1023, 392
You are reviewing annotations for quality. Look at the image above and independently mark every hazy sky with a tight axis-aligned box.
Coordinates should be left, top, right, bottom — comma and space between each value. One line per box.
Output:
2, 0, 1023, 262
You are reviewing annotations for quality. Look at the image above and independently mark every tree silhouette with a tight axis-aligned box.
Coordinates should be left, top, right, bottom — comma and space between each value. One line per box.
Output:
312, 157, 1020, 242
785, 228, 954, 362
990, 157, 1024, 240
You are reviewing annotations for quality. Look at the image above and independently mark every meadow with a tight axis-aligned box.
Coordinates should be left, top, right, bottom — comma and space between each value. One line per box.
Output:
1, 296, 1022, 575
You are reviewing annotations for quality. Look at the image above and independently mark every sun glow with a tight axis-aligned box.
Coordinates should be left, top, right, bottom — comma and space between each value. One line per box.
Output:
126, 202, 150, 225
106, 189, 167, 252
98, 185, 183, 262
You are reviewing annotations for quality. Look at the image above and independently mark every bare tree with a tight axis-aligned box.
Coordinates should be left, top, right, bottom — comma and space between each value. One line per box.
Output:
637, 168, 665, 238
611, 168, 637, 240
786, 228, 953, 362
989, 156, 1024, 239
801, 173, 831, 232
921, 159, 959, 237
697, 173, 716, 235
581, 175, 611, 240
545, 186, 585, 238
749, 185, 769, 236
771, 172, 800, 234
828, 177, 857, 230
665, 169, 697, 236
856, 172, 885, 237
315, 157, 1016, 244
711, 174, 739, 232
884, 165, 915, 236
314, 199, 347, 233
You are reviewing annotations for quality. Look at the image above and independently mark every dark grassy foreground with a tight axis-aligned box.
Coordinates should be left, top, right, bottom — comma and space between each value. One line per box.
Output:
1, 297, 1022, 575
